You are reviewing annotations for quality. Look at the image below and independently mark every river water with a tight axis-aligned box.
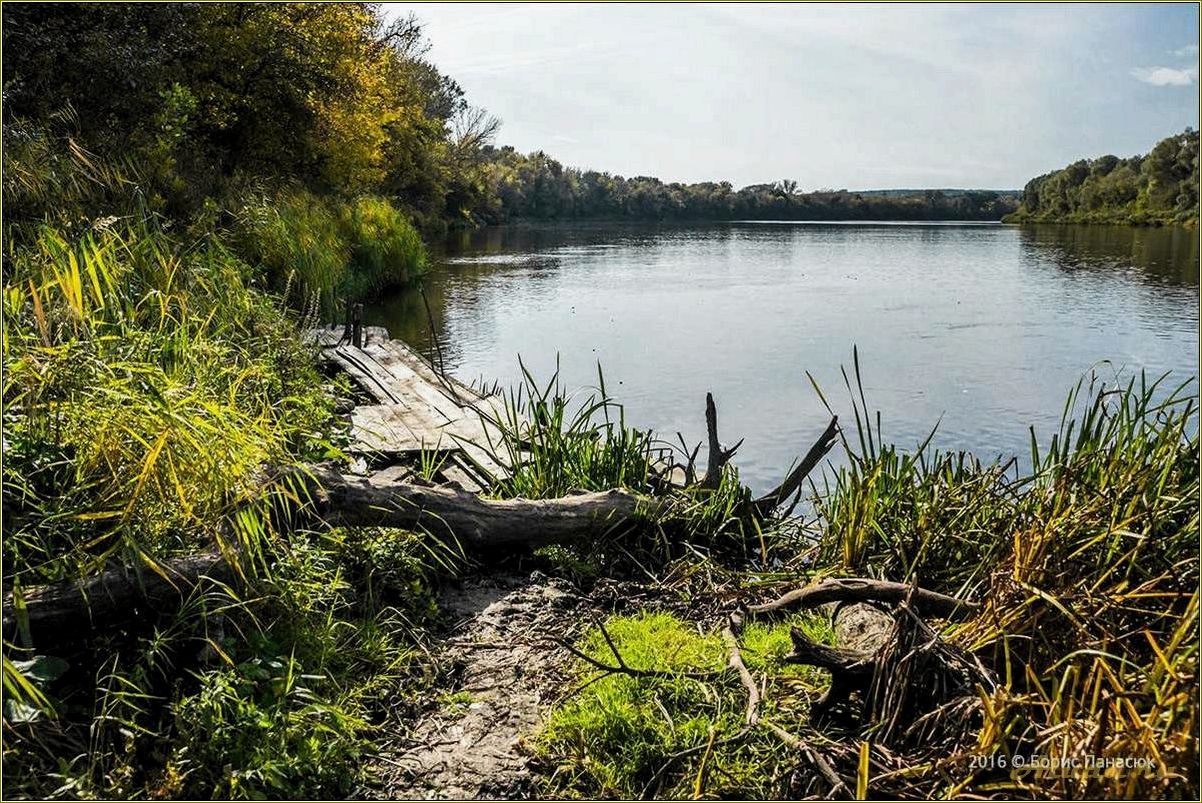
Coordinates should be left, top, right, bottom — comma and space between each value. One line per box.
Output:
368, 222, 1199, 493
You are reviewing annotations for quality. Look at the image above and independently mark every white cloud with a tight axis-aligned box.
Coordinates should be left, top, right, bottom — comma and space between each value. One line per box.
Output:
1131, 65, 1199, 86
1173, 44, 1199, 57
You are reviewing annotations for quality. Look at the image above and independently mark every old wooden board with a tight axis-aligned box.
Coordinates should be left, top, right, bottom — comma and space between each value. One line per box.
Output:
310, 326, 512, 485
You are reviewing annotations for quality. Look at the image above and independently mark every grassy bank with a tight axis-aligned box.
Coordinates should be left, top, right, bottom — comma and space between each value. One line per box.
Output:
533, 370, 1199, 800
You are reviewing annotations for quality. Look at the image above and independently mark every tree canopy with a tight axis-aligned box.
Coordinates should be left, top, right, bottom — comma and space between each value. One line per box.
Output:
1004, 129, 1199, 226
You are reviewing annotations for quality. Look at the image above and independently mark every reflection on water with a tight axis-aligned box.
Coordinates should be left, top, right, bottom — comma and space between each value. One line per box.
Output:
1018, 224, 1199, 287
368, 222, 1199, 493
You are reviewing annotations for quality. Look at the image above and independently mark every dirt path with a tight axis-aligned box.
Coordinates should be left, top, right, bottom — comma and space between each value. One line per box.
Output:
365, 571, 592, 800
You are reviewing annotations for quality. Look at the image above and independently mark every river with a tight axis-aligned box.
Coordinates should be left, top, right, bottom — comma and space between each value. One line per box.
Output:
367, 222, 1199, 494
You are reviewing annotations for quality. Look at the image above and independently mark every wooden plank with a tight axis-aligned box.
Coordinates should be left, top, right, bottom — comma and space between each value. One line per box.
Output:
439, 462, 484, 494
312, 323, 519, 484
359, 344, 466, 424
326, 347, 402, 405
348, 405, 436, 454
380, 337, 489, 404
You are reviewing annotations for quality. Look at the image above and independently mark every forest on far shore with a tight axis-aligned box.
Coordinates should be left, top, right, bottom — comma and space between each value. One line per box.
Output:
1004, 129, 1199, 226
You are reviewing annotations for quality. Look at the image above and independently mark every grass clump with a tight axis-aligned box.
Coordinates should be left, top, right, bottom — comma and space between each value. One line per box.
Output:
538, 612, 831, 799
338, 195, 428, 297
488, 361, 659, 500
809, 358, 1198, 798
484, 362, 759, 574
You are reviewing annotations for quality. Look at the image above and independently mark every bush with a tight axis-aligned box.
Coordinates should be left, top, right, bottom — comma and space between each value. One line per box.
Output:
169, 656, 368, 799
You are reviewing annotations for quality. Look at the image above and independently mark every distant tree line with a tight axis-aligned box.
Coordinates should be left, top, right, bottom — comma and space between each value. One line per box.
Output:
1004, 129, 1199, 226
469, 146, 1018, 223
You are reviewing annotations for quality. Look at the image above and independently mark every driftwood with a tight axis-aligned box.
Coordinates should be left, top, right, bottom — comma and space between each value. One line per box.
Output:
700, 392, 743, 489
767, 581, 994, 747
3, 550, 233, 646
751, 416, 838, 515
748, 577, 977, 620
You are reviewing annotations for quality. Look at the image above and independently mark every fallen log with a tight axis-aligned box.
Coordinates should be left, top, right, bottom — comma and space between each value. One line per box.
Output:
3, 550, 232, 646
3, 395, 833, 649
299, 464, 657, 548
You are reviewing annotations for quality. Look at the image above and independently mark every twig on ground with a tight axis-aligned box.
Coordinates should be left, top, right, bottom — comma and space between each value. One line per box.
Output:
762, 719, 851, 799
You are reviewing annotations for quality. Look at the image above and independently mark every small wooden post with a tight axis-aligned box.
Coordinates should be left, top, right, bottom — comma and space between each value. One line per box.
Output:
341, 302, 353, 344
351, 303, 364, 348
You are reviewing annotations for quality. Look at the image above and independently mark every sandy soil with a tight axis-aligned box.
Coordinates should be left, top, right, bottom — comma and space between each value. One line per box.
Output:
364, 571, 592, 800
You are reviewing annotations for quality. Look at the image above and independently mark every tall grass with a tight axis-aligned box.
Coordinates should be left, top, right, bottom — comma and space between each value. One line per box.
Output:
234, 190, 426, 312
812, 359, 1198, 798
2, 222, 335, 588
234, 190, 349, 311
338, 195, 427, 296
479, 361, 756, 570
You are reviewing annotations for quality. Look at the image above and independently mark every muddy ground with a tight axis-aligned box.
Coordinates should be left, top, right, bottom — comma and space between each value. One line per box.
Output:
362, 571, 593, 800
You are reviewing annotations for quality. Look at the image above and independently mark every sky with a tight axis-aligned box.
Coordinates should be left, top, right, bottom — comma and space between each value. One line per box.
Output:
384, 2, 1200, 190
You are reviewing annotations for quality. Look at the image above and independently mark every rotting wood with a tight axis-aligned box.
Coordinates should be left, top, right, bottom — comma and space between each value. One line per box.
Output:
312, 327, 511, 485
780, 588, 996, 746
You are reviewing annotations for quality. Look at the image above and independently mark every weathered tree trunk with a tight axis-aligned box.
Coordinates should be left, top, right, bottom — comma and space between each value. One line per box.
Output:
3, 551, 232, 646
300, 464, 657, 547
751, 416, 839, 515
785, 602, 893, 716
